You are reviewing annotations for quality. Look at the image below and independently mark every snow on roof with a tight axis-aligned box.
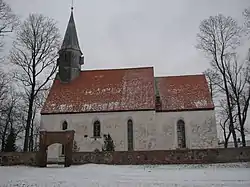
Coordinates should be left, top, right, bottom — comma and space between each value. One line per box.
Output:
41, 67, 155, 114
156, 74, 214, 112
41, 68, 214, 114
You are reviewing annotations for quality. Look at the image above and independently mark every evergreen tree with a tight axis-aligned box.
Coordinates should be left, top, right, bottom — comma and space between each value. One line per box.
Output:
102, 134, 115, 152
72, 140, 79, 152
4, 128, 16, 152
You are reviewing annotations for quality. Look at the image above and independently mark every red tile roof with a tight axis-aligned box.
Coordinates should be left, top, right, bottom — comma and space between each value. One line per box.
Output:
155, 74, 214, 111
41, 68, 214, 114
41, 67, 155, 114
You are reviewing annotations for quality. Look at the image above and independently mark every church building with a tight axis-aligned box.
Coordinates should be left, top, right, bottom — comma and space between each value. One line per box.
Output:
40, 8, 218, 159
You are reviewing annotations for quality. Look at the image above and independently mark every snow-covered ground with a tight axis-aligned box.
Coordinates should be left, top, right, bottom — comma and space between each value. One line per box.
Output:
0, 163, 250, 187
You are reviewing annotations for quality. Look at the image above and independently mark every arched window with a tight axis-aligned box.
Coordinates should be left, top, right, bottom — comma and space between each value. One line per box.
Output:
177, 119, 186, 148
62, 121, 68, 130
93, 120, 101, 137
127, 119, 134, 151
61, 121, 68, 155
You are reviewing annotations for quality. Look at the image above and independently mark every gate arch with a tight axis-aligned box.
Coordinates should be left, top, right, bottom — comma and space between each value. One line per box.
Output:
38, 130, 75, 167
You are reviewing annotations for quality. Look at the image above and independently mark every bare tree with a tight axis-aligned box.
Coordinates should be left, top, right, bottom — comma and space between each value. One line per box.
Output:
0, 94, 15, 151
0, 89, 25, 151
29, 89, 50, 151
218, 111, 231, 148
204, 68, 243, 147
0, 69, 9, 107
32, 119, 41, 151
0, 70, 9, 150
197, 14, 243, 147
204, 69, 232, 147
0, 0, 18, 50
10, 13, 60, 151
243, 7, 250, 34
204, 69, 222, 100
17, 87, 48, 151
217, 98, 239, 147
223, 54, 250, 147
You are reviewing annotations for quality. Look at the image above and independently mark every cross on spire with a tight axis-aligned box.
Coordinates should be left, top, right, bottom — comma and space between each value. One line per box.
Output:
58, 0, 84, 83
71, 0, 74, 11
60, 1, 82, 54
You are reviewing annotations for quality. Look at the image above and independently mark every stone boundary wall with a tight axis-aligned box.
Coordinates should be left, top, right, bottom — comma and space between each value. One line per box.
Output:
0, 152, 37, 166
72, 147, 250, 165
0, 147, 250, 166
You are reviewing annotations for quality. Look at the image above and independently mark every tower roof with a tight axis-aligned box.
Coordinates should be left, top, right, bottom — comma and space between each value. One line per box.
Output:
60, 8, 82, 54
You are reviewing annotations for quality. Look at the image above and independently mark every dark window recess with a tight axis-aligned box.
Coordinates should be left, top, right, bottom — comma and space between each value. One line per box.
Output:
61, 121, 68, 155
127, 119, 134, 151
177, 120, 186, 148
64, 53, 67, 61
93, 120, 101, 137
155, 96, 161, 110
62, 121, 68, 130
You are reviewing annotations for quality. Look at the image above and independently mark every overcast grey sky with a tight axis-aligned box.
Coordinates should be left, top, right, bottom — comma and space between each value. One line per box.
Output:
6, 0, 250, 76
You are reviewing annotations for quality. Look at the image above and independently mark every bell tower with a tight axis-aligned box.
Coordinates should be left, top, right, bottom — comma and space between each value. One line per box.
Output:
57, 7, 84, 83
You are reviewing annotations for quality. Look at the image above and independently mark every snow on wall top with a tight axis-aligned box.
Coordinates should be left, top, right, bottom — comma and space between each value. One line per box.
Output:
41, 67, 155, 114
156, 74, 214, 111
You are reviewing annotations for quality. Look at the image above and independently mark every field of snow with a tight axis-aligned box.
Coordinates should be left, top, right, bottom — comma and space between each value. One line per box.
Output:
0, 163, 250, 187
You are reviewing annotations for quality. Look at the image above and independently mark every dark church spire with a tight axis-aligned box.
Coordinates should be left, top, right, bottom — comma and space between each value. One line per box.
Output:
57, 6, 84, 83
60, 7, 82, 55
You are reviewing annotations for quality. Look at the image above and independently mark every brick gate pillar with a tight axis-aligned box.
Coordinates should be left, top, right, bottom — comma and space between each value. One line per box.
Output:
65, 131, 74, 167
38, 131, 47, 167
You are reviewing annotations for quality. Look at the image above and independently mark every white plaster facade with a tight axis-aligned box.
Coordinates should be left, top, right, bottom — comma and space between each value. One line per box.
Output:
41, 110, 218, 159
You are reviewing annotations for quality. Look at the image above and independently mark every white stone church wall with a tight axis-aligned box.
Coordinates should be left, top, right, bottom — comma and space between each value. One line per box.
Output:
41, 110, 157, 159
155, 110, 218, 150
41, 109, 218, 159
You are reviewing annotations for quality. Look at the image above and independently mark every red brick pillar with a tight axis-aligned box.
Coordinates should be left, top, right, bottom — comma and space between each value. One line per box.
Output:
38, 131, 47, 167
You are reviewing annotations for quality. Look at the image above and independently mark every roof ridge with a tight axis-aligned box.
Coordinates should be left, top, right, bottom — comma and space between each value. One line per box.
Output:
81, 66, 154, 72
155, 74, 205, 79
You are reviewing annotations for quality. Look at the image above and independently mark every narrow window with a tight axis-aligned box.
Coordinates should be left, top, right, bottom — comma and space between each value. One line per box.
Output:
93, 120, 101, 137
62, 121, 68, 130
127, 119, 134, 151
177, 119, 186, 148
61, 121, 68, 155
